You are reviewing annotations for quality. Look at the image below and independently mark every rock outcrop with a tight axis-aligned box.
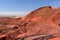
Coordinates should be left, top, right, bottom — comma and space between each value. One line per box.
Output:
0, 6, 60, 40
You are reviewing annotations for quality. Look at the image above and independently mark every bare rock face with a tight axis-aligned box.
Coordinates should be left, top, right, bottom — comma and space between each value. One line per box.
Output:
0, 6, 60, 40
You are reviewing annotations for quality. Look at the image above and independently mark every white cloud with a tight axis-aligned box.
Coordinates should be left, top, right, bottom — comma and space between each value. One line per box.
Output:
0, 11, 29, 17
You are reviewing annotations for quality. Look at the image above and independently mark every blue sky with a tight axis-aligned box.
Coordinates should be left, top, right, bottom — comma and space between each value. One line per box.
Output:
0, 0, 60, 16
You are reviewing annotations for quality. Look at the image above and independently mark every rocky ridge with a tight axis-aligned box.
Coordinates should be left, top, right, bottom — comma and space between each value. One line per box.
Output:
0, 6, 60, 40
